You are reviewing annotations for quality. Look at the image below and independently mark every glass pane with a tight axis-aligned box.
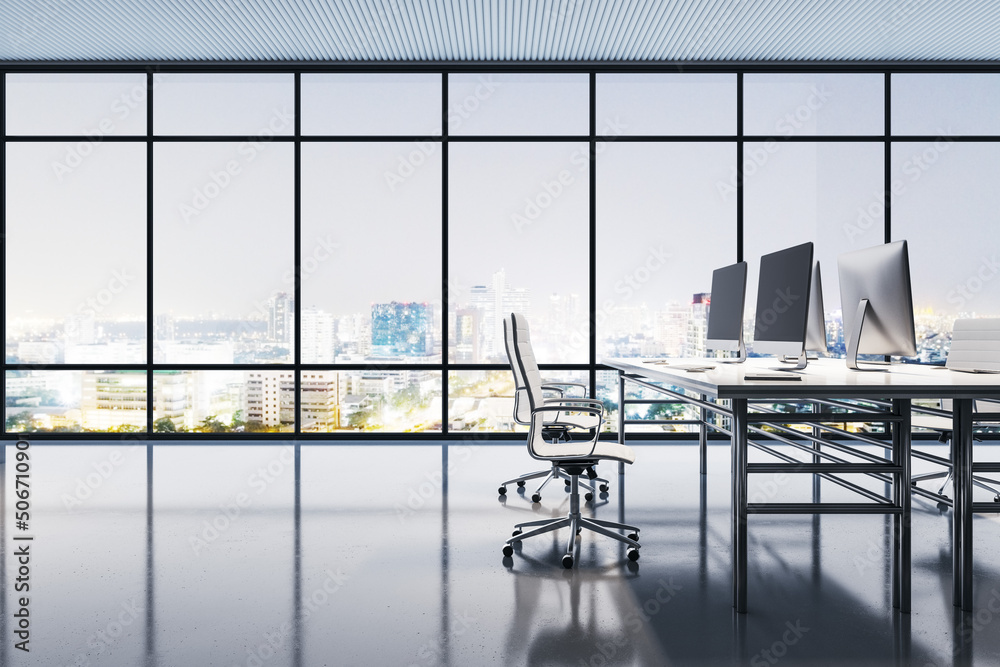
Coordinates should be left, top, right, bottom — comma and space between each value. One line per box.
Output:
597, 73, 735, 135
302, 73, 441, 135
153, 73, 294, 136
6, 370, 146, 433
744, 74, 884, 136
449, 142, 589, 363
891, 141, 1000, 362
596, 370, 701, 434
6, 142, 147, 364
893, 74, 1000, 135
301, 143, 441, 364
448, 369, 588, 433
153, 142, 294, 364
299, 371, 442, 433
153, 370, 293, 432
597, 142, 736, 359
743, 142, 885, 357
448, 73, 588, 135
6, 73, 147, 135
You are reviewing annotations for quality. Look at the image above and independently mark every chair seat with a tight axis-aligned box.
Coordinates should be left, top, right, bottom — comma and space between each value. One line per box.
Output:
535, 439, 635, 464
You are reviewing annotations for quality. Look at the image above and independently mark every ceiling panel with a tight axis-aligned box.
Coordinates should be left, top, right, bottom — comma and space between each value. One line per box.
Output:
1, 0, 999, 62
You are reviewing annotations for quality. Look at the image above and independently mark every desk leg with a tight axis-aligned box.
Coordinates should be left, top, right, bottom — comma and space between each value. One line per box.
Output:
618, 370, 627, 478
732, 398, 748, 613
953, 399, 974, 611
892, 398, 911, 613
699, 394, 708, 475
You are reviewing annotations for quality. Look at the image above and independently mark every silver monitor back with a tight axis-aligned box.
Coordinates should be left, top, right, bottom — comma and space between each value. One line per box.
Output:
838, 240, 917, 368
706, 261, 748, 354
805, 261, 828, 353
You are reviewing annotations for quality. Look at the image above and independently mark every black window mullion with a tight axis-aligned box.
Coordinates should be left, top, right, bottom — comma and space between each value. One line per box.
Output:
441, 72, 450, 436
1, 72, 6, 426
294, 72, 302, 437
736, 71, 743, 264
146, 70, 155, 433
589, 71, 597, 402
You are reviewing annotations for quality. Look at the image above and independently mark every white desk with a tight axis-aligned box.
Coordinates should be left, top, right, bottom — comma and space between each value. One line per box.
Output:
603, 357, 1000, 613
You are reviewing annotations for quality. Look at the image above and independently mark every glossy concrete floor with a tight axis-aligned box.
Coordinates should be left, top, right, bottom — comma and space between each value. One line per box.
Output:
2, 442, 1000, 666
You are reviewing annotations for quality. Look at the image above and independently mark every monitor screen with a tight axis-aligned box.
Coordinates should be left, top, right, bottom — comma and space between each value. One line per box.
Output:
753, 242, 814, 356
706, 261, 747, 351
838, 240, 917, 362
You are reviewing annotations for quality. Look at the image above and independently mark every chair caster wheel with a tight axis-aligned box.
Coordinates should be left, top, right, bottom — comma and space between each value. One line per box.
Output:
517, 480, 526, 487
994, 494, 1000, 503
628, 533, 639, 542
577, 527, 582, 535
599, 484, 609, 493
937, 502, 950, 512
562, 555, 574, 568
910, 481, 917, 487
503, 545, 514, 557
627, 547, 640, 562
512, 529, 522, 537
584, 492, 593, 501
531, 493, 542, 503
498, 486, 507, 495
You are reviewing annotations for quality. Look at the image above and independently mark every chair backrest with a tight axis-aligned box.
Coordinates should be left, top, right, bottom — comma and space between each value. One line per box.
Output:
946, 318, 1000, 372
502, 313, 531, 424
504, 313, 547, 435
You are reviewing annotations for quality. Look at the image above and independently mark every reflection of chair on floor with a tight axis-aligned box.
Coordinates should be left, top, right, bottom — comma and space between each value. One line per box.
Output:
497, 313, 608, 503
501, 312, 640, 568
911, 318, 1000, 509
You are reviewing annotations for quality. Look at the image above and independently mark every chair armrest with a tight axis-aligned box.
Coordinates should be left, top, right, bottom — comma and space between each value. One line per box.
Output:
529, 405, 603, 458
544, 396, 604, 407
541, 382, 588, 398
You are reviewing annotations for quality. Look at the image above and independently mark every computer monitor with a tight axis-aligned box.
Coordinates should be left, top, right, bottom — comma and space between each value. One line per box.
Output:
752, 242, 814, 370
706, 261, 748, 362
805, 261, 829, 354
837, 240, 917, 371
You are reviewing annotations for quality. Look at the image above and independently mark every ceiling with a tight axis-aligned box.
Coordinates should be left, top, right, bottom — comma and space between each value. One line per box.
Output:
1, 0, 999, 63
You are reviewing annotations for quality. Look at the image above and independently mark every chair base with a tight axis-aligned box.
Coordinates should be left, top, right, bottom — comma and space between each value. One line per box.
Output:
501, 474, 639, 567
498, 465, 609, 499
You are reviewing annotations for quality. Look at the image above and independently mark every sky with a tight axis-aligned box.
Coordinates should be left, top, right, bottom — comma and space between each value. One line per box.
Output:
5, 71, 1000, 330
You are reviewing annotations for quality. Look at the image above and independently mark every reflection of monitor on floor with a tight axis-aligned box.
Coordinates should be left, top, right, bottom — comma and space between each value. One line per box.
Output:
752, 242, 814, 371
805, 261, 829, 356
838, 240, 917, 371
706, 261, 748, 362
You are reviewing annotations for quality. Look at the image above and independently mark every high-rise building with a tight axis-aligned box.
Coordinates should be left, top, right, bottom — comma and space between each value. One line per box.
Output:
468, 269, 530, 362
302, 307, 335, 364
80, 371, 147, 431
371, 301, 433, 356
268, 292, 295, 346
452, 307, 481, 362
655, 301, 689, 357
301, 371, 340, 431
684, 293, 710, 358
244, 372, 295, 428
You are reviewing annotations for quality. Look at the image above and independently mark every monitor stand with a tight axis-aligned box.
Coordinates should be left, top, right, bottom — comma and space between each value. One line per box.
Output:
719, 336, 748, 363
772, 349, 807, 371
846, 299, 889, 372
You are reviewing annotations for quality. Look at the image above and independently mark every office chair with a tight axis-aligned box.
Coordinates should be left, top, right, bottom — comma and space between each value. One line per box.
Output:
501, 312, 640, 568
497, 313, 609, 503
911, 318, 1000, 508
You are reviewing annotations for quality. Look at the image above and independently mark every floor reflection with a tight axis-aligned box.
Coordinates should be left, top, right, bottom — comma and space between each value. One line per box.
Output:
1, 442, 1000, 666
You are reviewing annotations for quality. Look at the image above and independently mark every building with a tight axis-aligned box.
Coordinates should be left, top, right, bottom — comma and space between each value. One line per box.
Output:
268, 292, 294, 346
684, 293, 711, 358
243, 371, 295, 428
80, 371, 147, 431
371, 301, 433, 357
302, 307, 335, 364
